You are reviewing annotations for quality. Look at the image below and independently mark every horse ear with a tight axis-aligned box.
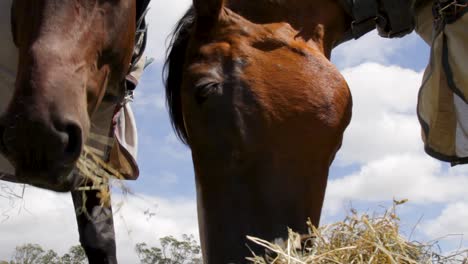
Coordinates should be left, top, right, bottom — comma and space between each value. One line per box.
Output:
193, 0, 224, 22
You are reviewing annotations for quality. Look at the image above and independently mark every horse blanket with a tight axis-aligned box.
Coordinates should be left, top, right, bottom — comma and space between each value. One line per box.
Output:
415, 1, 468, 165
0, 0, 140, 182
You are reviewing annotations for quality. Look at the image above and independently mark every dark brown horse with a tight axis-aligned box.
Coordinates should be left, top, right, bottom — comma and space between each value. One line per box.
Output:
0, 0, 148, 263
1, 0, 136, 191
165, 0, 354, 262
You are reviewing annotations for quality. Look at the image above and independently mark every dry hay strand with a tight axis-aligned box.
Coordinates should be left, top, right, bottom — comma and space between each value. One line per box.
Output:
75, 146, 159, 237
247, 200, 468, 264
75, 145, 130, 209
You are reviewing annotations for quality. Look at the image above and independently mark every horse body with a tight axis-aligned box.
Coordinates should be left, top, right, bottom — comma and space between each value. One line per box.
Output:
166, 1, 352, 262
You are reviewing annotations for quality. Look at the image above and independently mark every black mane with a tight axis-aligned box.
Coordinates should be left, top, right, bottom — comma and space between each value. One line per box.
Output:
163, 7, 195, 145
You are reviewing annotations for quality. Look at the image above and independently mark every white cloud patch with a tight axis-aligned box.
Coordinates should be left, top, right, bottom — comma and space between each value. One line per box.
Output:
332, 31, 420, 69
323, 62, 468, 239
133, 89, 166, 113
324, 154, 468, 215
0, 183, 198, 263
336, 63, 424, 165
145, 0, 192, 62
422, 202, 468, 240
114, 193, 198, 262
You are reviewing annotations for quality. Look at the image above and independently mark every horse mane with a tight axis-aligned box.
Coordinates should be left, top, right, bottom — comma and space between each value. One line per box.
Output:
136, 0, 150, 21
163, 7, 195, 145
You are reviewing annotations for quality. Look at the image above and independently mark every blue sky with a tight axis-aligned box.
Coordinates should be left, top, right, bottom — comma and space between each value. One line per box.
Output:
1, 1, 467, 263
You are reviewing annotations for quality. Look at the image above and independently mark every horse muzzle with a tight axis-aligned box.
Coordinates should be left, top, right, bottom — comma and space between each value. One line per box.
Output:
0, 112, 85, 192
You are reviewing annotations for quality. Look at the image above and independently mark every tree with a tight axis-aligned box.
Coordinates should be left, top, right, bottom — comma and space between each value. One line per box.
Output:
135, 234, 202, 264
9, 244, 86, 264
39, 250, 60, 264
11, 244, 44, 264
60, 245, 86, 264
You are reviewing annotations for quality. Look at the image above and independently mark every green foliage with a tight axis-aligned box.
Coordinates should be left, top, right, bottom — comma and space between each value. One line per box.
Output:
8, 234, 201, 264
12, 244, 45, 264
38, 250, 60, 264
8, 244, 86, 264
60, 245, 86, 264
135, 234, 202, 264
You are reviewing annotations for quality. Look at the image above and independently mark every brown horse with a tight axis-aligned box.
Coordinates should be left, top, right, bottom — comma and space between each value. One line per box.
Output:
165, 0, 353, 262
0, 0, 147, 263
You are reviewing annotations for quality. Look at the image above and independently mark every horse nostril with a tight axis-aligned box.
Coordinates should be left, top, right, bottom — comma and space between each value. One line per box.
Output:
60, 123, 83, 164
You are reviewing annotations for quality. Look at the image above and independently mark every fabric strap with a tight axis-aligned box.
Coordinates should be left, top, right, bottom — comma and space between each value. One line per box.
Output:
337, 0, 415, 45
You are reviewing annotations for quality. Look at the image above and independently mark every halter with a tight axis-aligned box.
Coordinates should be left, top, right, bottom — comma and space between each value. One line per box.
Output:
337, 0, 415, 45
85, 0, 151, 181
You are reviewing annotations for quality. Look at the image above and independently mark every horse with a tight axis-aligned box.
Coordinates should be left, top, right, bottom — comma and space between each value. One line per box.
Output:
0, 0, 149, 263
165, 0, 355, 262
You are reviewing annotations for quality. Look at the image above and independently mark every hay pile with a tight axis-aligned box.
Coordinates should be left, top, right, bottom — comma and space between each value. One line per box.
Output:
247, 201, 468, 264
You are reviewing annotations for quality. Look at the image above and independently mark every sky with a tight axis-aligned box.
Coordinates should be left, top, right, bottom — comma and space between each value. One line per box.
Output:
1, 1, 468, 263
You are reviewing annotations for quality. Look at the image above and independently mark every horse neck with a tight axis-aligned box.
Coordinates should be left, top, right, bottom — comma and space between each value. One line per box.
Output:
225, 0, 351, 57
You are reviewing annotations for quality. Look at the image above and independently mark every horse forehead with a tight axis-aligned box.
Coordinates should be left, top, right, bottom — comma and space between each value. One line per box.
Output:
194, 26, 290, 63
189, 12, 321, 77
197, 13, 312, 59
198, 42, 232, 58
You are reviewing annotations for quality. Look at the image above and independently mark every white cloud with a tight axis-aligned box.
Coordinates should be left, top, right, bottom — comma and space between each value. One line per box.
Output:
342, 63, 421, 115
323, 62, 468, 223
335, 63, 424, 165
0, 183, 198, 263
145, 0, 192, 62
133, 89, 166, 113
422, 202, 468, 240
114, 193, 198, 263
332, 31, 420, 69
0, 185, 78, 259
324, 153, 468, 215
338, 113, 421, 165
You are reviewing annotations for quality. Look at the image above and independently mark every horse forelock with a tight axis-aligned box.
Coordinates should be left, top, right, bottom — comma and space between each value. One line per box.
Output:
163, 7, 195, 145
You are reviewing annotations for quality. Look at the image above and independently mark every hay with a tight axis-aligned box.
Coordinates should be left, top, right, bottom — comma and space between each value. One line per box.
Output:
247, 200, 468, 264
75, 146, 129, 208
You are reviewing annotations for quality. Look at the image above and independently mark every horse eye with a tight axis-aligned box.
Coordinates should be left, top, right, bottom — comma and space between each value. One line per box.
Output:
195, 82, 222, 104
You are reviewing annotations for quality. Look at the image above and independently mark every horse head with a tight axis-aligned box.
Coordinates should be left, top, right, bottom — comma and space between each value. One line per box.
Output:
165, 0, 353, 262
0, 0, 136, 191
